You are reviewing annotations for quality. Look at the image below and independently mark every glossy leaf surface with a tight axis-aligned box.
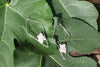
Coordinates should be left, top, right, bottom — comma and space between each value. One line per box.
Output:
0, 0, 57, 67
47, 0, 100, 67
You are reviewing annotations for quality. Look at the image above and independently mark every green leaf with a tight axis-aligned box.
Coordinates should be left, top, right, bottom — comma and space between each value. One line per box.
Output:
45, 0, 100, 67
45, 51, 97, 67
14, 47, 42, 67
0, 0, 57, 67
53, 0, 98, 30
52, 0, 100, 54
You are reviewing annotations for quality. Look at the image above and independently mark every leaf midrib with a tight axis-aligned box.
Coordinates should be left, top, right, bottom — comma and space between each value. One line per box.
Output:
0, 3, 26, 44
0, 4, 7, 45
0, 3, 26, 43
59, 0, 72, 17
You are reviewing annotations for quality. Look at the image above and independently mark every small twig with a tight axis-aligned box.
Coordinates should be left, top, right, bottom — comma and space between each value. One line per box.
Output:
69, 47, 100, 67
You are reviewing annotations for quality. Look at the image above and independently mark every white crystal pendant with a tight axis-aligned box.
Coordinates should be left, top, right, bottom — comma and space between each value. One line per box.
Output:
37, 33, 46, 44
37, 32, 49, 47
59, 43, 67, 60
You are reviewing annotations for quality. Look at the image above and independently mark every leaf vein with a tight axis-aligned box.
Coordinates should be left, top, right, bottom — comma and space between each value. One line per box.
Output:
50, 56, 63, 67
0, 5, 7, 45
7, 5, 26, 20
59, 0, 72, 17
